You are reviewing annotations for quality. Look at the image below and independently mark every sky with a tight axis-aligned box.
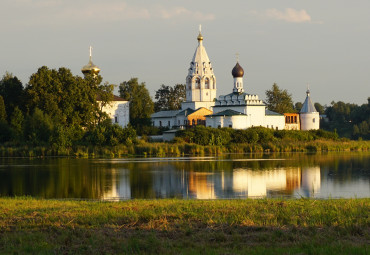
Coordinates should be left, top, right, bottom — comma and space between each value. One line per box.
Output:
1, 0, 369, 105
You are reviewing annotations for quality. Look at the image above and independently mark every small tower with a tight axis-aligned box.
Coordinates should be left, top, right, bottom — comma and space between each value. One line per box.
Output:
81, 46, 100, 77
231, 60, 244, 93
300, 88, 320, 130
182, 25, 216, 111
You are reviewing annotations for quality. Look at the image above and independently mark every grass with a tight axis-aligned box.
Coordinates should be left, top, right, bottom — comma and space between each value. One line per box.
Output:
0, 197, 369, 254
0, 139, 369, 158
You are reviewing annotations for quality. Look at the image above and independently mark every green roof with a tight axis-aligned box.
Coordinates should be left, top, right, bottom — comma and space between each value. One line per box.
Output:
206, 109, 246, 117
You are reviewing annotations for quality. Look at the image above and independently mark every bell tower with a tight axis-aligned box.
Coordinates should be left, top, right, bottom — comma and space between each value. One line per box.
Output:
182, 26, 216, 111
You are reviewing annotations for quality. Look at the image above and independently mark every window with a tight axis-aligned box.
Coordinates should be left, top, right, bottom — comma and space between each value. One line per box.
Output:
178, 120, 180, 125
294, 116, 297, 123
159, 121, 162, 127
114, 116, 118, 123
168, 121, 171, 127
195, 78, 200, 89
313, 118, 315, 123
229, 125, 232, 128
205, 78, 210, 89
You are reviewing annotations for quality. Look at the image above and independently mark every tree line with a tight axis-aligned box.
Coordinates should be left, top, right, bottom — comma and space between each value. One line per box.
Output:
0, 66, 368, 149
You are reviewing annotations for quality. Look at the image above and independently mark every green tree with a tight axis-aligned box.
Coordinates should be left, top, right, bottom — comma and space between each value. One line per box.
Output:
154, 84, 186, 112
314, 103, 325, 114
0, 95, 6, 121
25, 66, 109, 129
265, 83, 294, 114
10, 106, 24, 139
294, 102, 303, 112
0, 72, 24, 119
118, 78, 154, 129
24, 108, 54, 144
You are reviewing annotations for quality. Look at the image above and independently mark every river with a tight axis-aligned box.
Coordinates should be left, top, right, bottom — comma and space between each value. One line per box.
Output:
0, 152, 369, 200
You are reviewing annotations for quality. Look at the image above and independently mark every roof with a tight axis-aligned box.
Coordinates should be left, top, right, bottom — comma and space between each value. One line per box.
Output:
300, 90, 317, 113
265, 109, 284, 116
206, 109, 246, 117
176, 108, 196, 117
232, 62, 244, 78
151, 110, 181, 118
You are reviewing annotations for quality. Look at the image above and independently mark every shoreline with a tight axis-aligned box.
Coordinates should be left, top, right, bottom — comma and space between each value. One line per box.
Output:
0, 139, 369, 158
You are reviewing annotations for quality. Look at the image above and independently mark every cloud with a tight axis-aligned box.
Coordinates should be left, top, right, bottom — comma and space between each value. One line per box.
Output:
159, 7, 215, 21
255, 8, 314, 23
2, 0, 215, 26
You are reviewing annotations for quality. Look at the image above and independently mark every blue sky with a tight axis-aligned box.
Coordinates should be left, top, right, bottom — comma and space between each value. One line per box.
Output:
1, 0, 369, 105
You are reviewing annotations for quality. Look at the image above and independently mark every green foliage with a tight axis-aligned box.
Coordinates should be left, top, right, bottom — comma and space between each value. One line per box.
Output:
0, 120, 12, 143
314, 102, 325, 114
119, 77, 154, 130
154, 84, 186, 111
265, 83, 295, 114
9, 106, 24, 140
24, 108, 54, 145
0, 72, 24, 119
25, 66, 105, 129
84, 120, 137, 146
177, 126, 341, 146
323, 99, 370, 140
0, 95, 6, 121
294, 102, 302, 112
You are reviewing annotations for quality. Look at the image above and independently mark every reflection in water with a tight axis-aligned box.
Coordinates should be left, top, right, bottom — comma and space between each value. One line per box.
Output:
0, 152, 369, 199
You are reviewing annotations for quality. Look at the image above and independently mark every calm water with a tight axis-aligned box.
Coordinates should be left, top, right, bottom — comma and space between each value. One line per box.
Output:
0, 152, 369, 200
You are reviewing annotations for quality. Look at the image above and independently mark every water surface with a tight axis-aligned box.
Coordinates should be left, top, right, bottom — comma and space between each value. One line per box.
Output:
0, 152, 369, 200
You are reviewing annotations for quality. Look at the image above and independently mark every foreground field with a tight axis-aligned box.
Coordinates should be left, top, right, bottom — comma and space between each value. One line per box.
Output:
0, 198, 369, 254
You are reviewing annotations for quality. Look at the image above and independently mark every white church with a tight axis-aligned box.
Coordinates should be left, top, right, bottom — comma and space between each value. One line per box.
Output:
152, 28, 320, 131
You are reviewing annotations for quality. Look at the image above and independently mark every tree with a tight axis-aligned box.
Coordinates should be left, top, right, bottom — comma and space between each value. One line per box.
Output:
294, 102, 303, 112
118, 78, 154, 128
314, 103, 325, 115
0, 95, 6, 121
265, 83, 294, 114
154, 84, 186, 112
25, 66, 110, 129
10, 106, 24, 139
0, 72, 24, 119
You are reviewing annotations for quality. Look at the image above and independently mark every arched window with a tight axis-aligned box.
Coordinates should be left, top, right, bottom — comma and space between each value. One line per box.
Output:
205, 78, 210, 89
195, 78, 200, 89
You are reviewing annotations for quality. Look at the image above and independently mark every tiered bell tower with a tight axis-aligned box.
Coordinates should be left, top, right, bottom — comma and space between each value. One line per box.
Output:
181, 26, 217, 111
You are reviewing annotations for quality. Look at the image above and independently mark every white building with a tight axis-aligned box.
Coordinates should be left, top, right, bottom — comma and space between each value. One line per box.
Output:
151, 28, 216, 127
182, 28, 217, 111
300, 89, 320, 130
205, 62, 285, 130
82, 46, 130, 128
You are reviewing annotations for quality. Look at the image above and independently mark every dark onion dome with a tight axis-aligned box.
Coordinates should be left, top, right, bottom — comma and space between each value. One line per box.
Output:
232, 62, 244, 78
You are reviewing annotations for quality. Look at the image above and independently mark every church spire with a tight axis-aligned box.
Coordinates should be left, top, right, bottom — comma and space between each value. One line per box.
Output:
183, 26, 217, 109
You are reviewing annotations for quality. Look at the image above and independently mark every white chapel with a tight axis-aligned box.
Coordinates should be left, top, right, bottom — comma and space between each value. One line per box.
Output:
81, 47, 130, 128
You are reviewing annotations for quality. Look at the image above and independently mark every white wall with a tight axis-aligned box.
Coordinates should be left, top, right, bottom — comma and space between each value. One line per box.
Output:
264, 115, 285, 130
101, 101, 130, 128
300, 112, 320, 130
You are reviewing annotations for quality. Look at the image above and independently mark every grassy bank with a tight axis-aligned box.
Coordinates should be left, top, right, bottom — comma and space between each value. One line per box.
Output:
0, 139, 369, 158
0, 198, 369, 254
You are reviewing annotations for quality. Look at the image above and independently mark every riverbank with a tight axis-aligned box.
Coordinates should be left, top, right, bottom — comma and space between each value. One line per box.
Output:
0, 198, 369, 254
0, 139, 370, 158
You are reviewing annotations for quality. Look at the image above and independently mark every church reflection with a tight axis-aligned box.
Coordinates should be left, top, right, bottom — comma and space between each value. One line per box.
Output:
102, 163, 322, 200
